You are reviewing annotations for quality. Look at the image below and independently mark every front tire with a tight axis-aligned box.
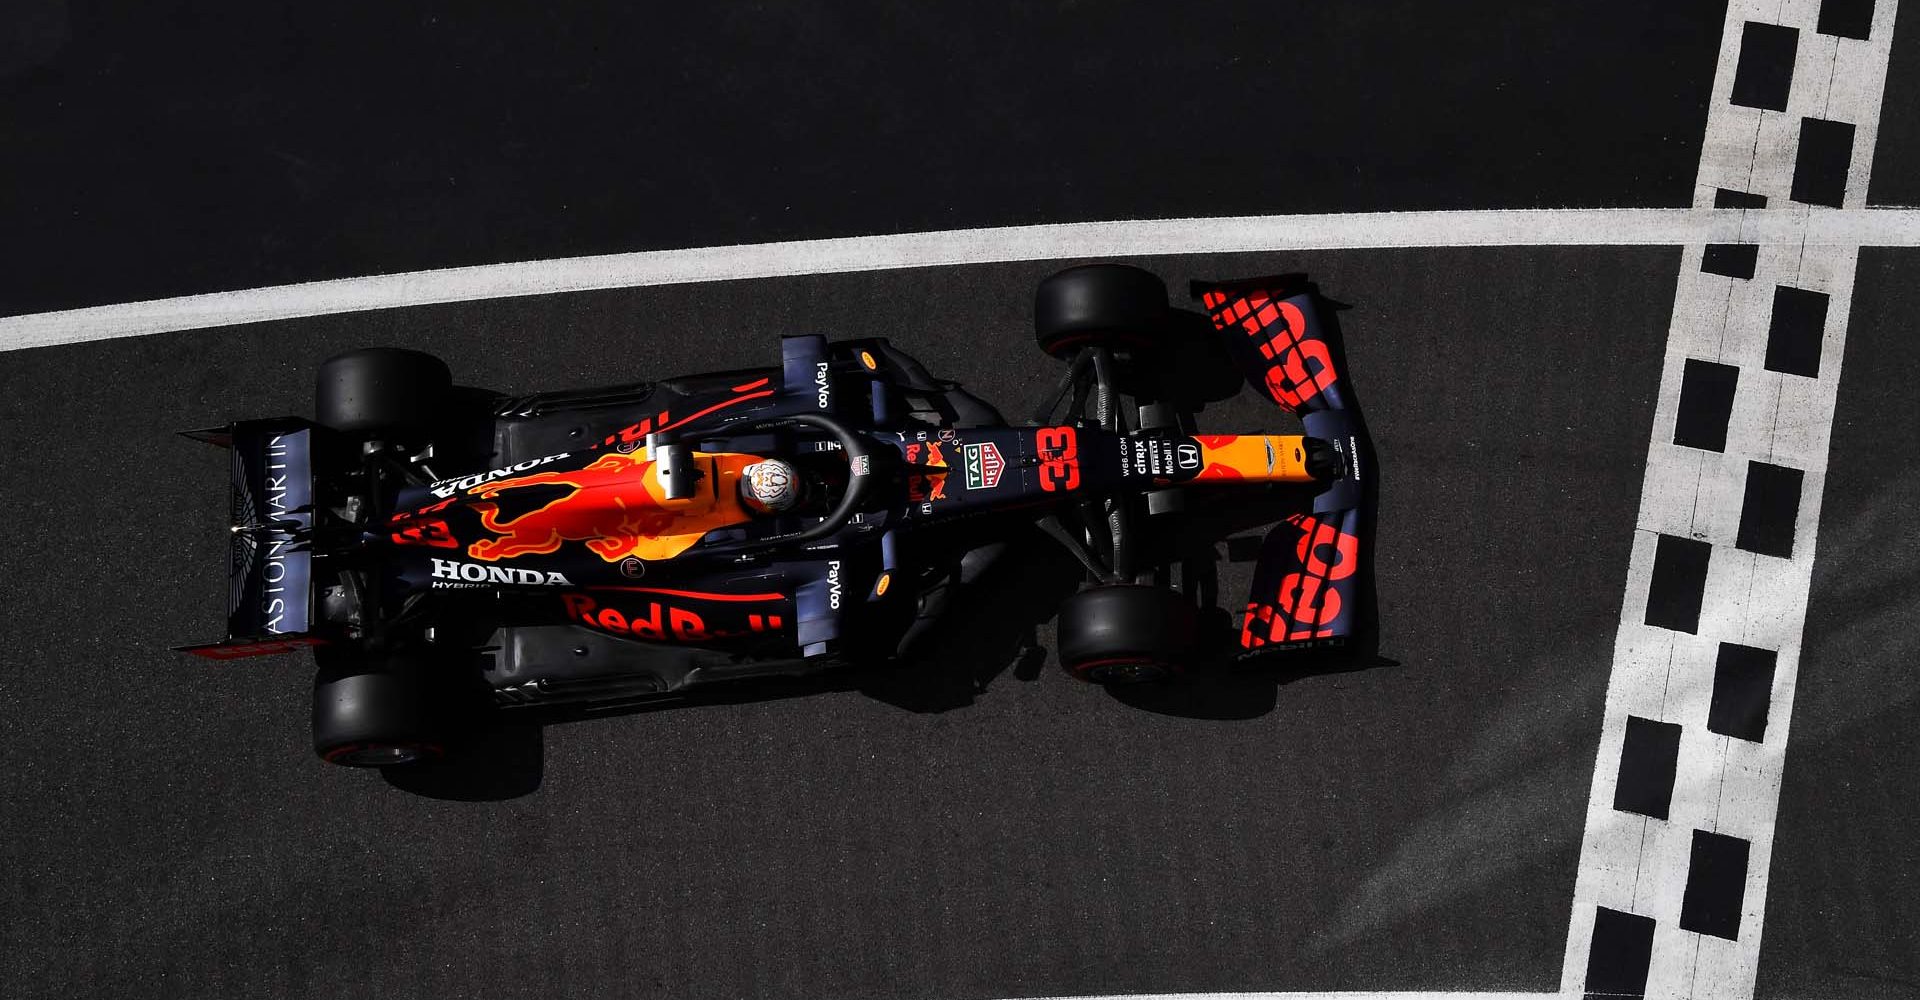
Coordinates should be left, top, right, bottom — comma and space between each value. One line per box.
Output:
1056, 584, 1198, 684
312, 667, 445, 768
315, 347, 451, 435
1034, 263, 1171, 360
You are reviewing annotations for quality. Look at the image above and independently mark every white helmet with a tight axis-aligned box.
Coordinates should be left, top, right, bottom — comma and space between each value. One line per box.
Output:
740, 460, 801, 513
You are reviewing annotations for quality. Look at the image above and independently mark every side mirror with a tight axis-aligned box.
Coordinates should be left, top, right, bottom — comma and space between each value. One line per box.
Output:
646, 434, 700, 501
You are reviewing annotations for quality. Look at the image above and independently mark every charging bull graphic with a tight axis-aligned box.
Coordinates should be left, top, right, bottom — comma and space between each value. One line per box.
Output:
459, 450, 763, 563
903, 440, 950, 503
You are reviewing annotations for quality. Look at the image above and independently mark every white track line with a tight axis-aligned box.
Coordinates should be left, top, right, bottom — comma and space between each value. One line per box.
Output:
1018, 994, 1561, 1000
1563, 1, 1899, 998
4, 207, 1920, 352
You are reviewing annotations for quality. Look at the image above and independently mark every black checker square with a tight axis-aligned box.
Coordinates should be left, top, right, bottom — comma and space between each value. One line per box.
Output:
1765, 285, 1830, 377
1646, 534, 1712, 634
1681, 830, 1752, 940
1585, 906, 1657, 999
1674, 359, 1740, 453
1736, 461, 1805, 558
1818, 0, 1875, 40
1702, 244, 1758, 280
1792, 117, 1856, 208
1614, 716, 1683, 819
1714, 189, 1769, 209
1730, 22, 1799, 111
1709, 643, 1778, 743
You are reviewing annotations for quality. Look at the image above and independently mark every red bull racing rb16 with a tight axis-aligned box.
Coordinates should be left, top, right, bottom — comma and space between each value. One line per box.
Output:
183, 265, 1373, 768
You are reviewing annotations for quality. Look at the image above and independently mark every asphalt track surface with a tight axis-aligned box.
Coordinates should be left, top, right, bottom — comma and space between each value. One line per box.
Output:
1755, 249, 1920, 998
2, 4, 1919, 1000
0, 1, 1734, 316
2, 249, 1670, 999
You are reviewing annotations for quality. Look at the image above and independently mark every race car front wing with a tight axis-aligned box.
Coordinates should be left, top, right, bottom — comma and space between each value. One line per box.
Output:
1195, 279, 1370, 652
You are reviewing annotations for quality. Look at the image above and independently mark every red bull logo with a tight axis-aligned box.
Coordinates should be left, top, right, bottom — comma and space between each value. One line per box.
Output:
561, 590, 788, 643
904, 441, 949, 502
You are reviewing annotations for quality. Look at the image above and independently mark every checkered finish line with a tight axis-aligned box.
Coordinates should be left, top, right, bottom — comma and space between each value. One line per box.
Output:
1563, 1, 1901, 998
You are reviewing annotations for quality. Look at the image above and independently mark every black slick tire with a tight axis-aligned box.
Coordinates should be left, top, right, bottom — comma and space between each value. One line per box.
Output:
1056, 584, 1198, 684
315, 347, 451, 435
1034, 263, 1171, 360
312, 668, 445, 768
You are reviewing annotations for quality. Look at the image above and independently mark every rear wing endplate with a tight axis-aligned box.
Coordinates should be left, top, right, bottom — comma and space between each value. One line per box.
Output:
174, 418, 326, 659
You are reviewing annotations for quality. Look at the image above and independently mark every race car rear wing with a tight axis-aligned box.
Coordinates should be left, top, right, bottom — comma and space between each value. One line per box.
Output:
175, 418, 326, 660
1193, 279, 1370, 652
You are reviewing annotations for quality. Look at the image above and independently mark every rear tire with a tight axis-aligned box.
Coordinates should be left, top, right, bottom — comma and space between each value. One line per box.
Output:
315, 347, 451, 435
312, 666, 445, 768
1056, 584, 1198, 684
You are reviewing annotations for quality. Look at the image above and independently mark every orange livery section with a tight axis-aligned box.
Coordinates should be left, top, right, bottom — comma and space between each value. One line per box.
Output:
1190, 434, 1318, 483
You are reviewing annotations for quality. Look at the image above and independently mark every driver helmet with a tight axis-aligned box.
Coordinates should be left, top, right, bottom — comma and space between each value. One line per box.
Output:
739, 460, 801, 513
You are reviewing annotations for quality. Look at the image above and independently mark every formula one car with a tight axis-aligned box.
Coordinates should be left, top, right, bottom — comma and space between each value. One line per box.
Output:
182, 264, 1371, 767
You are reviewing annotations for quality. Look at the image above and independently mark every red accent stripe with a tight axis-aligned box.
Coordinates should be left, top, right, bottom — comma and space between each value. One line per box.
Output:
731, 377, 771, 392
588, 586, 786, 603
180, 636, 327, 660
657, 390, 774, 433
1044, 330, 1156, 352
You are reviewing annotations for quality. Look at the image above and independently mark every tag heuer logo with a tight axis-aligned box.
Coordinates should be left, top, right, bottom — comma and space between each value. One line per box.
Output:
963, 442, 1005, 490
